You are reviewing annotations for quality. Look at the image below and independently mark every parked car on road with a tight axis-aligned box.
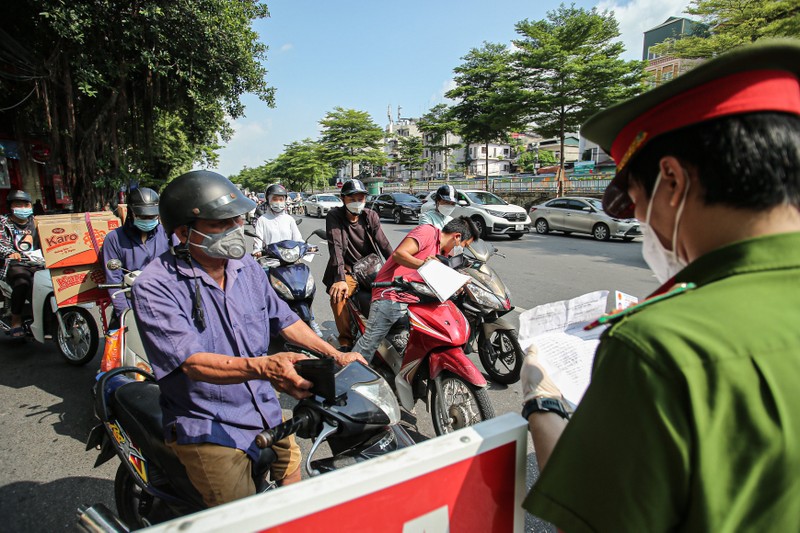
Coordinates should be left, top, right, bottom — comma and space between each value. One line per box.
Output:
529, 196, 641, 241
368, 192, 423, 223
421, 189, 530, 239
304, 193, 343, 218
414, 191, 431, 202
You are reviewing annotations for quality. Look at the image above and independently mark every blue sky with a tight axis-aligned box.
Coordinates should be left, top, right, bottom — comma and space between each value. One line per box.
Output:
212, 0, 690, 176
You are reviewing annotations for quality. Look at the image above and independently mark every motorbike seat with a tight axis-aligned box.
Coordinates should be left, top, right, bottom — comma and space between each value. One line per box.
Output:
353, 289, 372, 318
112, 381, 205, 508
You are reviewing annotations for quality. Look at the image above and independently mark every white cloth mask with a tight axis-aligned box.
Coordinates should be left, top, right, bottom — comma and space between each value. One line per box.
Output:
641, 171, 689, 284
438, 204, 456, 217
346, 201, 365, 215
270, 201, 286, 213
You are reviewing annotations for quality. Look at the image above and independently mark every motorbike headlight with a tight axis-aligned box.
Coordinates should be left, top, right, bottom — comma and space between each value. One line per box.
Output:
465, 282, 503, 310
305, 274, 315, 296
278, 246, 301, 263
270, 275, 293, 300
352, 378, 400, 425
409, 281, 437, 299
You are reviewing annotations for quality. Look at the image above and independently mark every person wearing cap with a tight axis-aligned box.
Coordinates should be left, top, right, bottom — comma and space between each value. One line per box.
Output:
1, 190, 41, 337
419, 184, 459, 230
520, 40, 800, 531
131, 171, 366, 508
323, 178, 393, 351
102, 187, 173, 324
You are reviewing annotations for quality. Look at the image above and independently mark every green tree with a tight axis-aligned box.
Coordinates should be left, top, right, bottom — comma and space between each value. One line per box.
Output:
3, 0, 273, 209
319, 107, 387, 180
513, 5, 645, 174
275, 139, 333, 192
417, 104, 462, 180
446, 42, 526, 185
651, 0, 800, 58
395, 136, 428, 183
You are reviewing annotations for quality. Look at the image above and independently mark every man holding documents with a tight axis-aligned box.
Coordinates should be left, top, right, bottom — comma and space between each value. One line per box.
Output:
353, 217, 477, 361
521, 41, 800, 531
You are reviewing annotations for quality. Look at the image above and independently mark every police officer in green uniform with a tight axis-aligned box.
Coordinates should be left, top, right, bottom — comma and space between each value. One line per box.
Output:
520, 40, 800, 531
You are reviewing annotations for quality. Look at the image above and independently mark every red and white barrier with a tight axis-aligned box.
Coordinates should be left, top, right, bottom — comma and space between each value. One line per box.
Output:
144, 413, 528, 532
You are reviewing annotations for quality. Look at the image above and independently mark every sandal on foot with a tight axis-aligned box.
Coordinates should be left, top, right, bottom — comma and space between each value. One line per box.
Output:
7, 326, 25, 338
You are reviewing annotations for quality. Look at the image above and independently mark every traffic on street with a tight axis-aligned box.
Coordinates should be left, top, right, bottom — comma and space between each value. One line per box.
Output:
0, 206, 657, 532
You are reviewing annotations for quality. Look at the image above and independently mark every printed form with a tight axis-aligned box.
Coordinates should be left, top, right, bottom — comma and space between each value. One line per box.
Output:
518, 290, 609, 408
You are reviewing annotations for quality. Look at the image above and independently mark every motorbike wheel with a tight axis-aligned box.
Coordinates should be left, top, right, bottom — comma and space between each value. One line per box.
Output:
56, 306, 99, 365
115, 463, 155, 529
431, 371, 495, 436
478, 329, 524, 384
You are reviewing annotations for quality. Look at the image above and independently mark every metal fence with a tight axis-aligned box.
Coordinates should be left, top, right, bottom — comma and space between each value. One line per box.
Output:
369, 177, 614, 196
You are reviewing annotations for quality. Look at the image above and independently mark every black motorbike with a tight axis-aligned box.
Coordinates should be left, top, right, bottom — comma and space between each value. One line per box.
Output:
78, 356, 414, 531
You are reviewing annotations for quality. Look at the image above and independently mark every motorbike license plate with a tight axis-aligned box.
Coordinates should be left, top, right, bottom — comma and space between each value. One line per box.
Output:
514, 224, 524, 231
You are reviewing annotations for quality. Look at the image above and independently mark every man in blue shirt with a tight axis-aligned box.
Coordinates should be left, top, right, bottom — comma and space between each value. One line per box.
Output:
102, 188, 172, 323
133, 171, 365, 508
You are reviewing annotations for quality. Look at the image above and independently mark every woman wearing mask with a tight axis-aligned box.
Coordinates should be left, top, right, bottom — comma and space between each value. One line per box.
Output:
102, 187, 173, 326
0, 190, 42, 337
252, 183, 302, 256
419, 185, 459, 230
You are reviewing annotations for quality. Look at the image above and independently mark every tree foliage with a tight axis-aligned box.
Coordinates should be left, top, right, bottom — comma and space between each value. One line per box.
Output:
651, 0, 800, 58
318, 107, 387, 179
417, 104, 462, 180
446, 42, 526, 180
229, 139, 333, 193
395, 135, 428, 180
3, 0, 273, 209
513, 5, 645, 171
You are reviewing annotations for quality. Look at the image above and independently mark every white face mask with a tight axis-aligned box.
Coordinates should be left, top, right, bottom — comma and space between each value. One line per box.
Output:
641, 171, 689, 284
438, 204, 456, 217
346, 201, 365, 215
270, 201, 286, 213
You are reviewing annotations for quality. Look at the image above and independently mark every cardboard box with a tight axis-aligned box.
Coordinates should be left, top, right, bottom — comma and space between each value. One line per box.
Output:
50, 263, 107, 306
36, 212, 121, 268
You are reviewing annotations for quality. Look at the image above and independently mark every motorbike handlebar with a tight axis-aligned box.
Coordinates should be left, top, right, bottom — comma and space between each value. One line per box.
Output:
256, 411, 312, 449
97, 283, 125, 290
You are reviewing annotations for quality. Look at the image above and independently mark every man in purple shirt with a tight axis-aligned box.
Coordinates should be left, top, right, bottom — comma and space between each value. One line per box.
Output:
132, 171, 365, 508
102, 187, 173, 322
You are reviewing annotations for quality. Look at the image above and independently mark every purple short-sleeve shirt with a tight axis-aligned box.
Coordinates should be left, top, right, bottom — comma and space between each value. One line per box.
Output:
132, 250, 299, 460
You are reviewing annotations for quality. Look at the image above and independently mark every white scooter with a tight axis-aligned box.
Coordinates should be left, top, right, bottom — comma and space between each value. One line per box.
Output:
0, 250, 101, 365
96, 259, 151, 375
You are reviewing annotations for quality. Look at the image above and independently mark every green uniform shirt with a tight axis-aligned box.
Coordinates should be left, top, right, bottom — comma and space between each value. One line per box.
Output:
418, 210, 451, 230
525, 232, 800, 532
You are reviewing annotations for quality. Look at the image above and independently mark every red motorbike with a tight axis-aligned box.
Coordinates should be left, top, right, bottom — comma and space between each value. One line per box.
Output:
350, 275, 495, 435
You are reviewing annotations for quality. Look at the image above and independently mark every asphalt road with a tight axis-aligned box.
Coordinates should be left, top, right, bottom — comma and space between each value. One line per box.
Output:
0, 213, 659, 532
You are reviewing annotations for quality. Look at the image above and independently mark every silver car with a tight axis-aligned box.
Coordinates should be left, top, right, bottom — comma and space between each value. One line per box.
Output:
529, 196, 641, 241
304, 194, 343, 218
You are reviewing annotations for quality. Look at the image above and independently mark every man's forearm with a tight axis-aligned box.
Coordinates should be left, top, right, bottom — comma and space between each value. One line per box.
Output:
528, 413, 569, 470
182, 352, 264, 384
280, 319, 339, 358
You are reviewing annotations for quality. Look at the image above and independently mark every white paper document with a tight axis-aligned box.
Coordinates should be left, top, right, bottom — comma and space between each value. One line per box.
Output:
518, 290, 609, 407
418, 260, 471, 302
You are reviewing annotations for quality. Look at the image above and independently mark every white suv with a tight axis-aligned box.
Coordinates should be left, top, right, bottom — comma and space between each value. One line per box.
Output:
421, 189, 531, 239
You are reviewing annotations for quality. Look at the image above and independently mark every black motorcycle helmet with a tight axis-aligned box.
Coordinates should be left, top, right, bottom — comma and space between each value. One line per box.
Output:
435, 184, 458, 203
340, 179, 367, 196
6, 190, 32, 206
128, 187, 160, 217
159, 170, 256, 236
266, 183, 288, 198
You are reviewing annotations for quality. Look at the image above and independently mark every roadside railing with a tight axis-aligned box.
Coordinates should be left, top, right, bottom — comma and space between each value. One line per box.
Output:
358, 176, 613, 196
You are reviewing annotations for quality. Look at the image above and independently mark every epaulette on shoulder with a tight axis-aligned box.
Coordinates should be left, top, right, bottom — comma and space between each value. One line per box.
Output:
584, 283, 696, 331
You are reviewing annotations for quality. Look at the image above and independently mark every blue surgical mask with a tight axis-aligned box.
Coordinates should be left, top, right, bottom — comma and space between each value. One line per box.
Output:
12, 208, 33, 219
134, 218, 159, 232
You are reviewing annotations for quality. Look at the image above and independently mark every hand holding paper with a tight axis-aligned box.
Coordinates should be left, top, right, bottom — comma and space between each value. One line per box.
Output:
418, 260, 471, 302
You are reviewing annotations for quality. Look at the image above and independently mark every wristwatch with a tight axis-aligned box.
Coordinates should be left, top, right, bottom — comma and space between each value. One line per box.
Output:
522, 396, 570, 420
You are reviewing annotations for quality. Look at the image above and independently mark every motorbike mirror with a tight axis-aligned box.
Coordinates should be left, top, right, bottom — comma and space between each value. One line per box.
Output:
294, 218, 303, 226
244, 229, 259, 239
106, 259, 123, 271
312, 229, 327, 240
